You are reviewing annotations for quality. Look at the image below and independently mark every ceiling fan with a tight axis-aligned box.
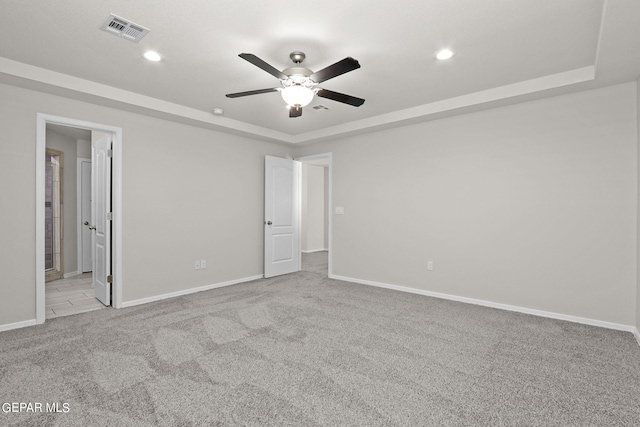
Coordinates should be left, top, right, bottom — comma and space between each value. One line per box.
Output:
226, 51, 365, 118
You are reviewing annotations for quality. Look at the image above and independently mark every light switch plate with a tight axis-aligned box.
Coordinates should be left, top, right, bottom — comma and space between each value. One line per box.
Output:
335, 207, 345, 215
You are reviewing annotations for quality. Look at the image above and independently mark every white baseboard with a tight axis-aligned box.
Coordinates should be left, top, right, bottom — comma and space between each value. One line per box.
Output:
330, 274, 639, 337
63, 271, 80, 278
0, 319, 37, 333
121, 275, 263, 308
301, 249, 328, 254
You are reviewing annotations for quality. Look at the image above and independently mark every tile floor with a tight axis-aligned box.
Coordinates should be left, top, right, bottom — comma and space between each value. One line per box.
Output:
45, 273, 107, 319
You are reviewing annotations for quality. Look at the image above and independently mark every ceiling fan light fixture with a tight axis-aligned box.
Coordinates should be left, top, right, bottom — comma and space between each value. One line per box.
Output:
281, 85, 314, 107
226, 52, 364, 118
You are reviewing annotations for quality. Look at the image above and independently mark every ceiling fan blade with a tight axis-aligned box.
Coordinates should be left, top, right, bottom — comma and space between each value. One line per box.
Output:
239, 53, 287, 80
289, 106, 302, 118
316, 89, 365, 107
310, 57, 360, 83
225, 88, 279, 98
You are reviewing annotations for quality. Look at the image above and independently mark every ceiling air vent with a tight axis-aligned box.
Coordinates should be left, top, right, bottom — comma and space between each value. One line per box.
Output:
313, 105, 330, 110
100, 13, 150, 43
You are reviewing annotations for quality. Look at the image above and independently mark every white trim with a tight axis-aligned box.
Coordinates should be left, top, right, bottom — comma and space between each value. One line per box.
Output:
301, 249, 329, 253
0, 58, 292, 145
112, 123, 123, 309
633, 328, 640, 346
76, 157, 90, 275
294, 67, 596, 145
36, 117, 46, 324
330, 274, 639, 335
295, 153, 333, 276
37, 114, 124, 324
0, 319, 37, 332
295, 160, 302, 273
1, 58, 595, 145
121, 275, 263, 308
63, 271, 80, 279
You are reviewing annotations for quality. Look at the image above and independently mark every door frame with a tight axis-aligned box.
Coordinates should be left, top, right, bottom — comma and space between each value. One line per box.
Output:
36, 113, 123, 324
294, 152, 333, 277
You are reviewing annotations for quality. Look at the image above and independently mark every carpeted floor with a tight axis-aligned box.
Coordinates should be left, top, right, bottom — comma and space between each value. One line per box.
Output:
1, 251, 639, 426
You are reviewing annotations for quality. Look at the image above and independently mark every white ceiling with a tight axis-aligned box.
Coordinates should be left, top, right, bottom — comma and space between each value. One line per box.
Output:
1, 0, 639, 145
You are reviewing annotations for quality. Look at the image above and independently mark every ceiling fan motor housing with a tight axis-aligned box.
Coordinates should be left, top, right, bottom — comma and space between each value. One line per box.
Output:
282, 66, 313, 78
282, 52, 315, 91
281, 59, 316, 93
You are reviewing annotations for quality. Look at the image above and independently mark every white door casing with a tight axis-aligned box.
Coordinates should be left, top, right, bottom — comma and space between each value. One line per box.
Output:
92, 134, 112, 305
36, 113, 122, 325
264, 156, 301, 278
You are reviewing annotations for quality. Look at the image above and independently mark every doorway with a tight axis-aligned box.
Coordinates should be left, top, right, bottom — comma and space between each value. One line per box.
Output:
36, 114, 123, 324
44, 148, 64, 282
44, 123, 104, 319
296, 153, 332, 277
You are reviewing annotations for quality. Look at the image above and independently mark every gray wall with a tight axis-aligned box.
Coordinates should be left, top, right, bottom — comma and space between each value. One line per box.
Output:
324, 167, 329, 250
295, 82, 638, 326
77, 138, 91, 159
301, 164, 326, 252
1, 79, 638, 330
0, 82, 290, 326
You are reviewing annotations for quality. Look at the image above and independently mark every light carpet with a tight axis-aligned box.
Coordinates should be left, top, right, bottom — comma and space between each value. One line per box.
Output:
1, 252, 639, 426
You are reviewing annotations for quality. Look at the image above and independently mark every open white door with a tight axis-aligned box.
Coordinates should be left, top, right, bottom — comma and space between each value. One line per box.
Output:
92, 133, 112, 305
264, 156, 301, 278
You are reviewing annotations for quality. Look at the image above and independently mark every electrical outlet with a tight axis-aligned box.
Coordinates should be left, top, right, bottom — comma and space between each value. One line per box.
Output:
195, 260, 201, 270
427, 261, 433, 271
201, 260, 206, 269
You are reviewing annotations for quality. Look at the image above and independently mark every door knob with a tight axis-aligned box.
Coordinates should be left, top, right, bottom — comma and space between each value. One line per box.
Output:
265, 221, 272, 225
84, 221, 96, 231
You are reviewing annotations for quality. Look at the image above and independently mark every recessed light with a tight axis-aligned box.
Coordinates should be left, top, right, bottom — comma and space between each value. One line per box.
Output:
436, 49, 455, 61
212, 108, 224, 115
143, 51, 162, 62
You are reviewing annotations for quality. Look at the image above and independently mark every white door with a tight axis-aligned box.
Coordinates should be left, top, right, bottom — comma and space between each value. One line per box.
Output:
92, 134, 112, 305
264, 156, 301, 278
80, 159, 92, 273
